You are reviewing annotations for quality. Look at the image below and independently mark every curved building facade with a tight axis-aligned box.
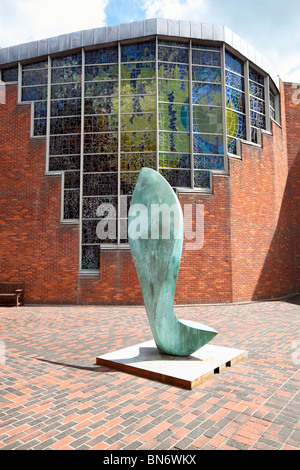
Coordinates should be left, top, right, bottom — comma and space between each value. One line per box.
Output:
0, 19, 299, 305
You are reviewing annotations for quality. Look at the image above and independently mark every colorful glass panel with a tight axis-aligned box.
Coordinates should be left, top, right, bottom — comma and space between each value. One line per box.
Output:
159, 153, 190, 169
2, 67, 18, 82
225, 52, 243, 75
120, 131, 156, 152
194, 170, 211, 188
121, 42, 155, 62
121, 113, 156, 132
225, 70, 244, 91
85, 64, 118, 81
160, 169, 191, 188
159, 103, 189, 132
85, 81, 118, 97
121, 95, 156, 113
193, 134, 223, 154
81, 245, 100, 270
193, 106, 223, 134
120, 79, 155, 96
192, 66, 221, 83
85, 47, 118, 65
51, 67, 81, 83
226, 87, 245, 113
226, 109, 246, 139
192, 83, 222, 106
121, 62, 155, 79
159, 131, 190, 153
192, 50, 221, 67
158, 45, 188, 64
84, 114, 118, 133
83, 154, 118, 172
158, 62, 188, 80
194, 154, 224, 170
120, 153, 157, 172
158, 80, 189, 103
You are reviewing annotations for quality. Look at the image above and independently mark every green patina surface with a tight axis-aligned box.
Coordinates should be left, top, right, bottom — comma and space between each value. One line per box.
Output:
128, 168, 217, 356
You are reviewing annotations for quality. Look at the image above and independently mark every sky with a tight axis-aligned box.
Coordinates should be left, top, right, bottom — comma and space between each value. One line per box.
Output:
0, 0, 299, 82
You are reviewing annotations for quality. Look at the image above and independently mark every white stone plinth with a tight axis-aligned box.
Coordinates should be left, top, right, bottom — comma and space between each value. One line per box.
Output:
96, 340, 247, 389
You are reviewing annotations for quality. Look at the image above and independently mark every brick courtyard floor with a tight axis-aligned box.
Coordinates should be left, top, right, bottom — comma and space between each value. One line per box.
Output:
0, 296, 299, 451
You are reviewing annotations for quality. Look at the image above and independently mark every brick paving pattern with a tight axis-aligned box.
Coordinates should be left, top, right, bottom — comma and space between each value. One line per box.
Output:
0, 297, 299, 450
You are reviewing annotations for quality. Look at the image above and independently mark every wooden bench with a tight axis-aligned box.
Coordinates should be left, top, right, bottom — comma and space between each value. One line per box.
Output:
0, 283, 24, 307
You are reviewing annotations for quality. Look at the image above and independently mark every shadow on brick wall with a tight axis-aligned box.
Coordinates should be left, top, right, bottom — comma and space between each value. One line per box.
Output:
253, 153, 300, 299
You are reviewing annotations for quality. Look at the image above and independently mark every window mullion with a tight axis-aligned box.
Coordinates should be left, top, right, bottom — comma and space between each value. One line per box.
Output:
221, 44, 228, 161
79, 48, 85, 271
189, 39, 194, 189
244, 60, 251, 142
156, 36, 159, 173
264, 75, 271, 132
118, 41, 121, 246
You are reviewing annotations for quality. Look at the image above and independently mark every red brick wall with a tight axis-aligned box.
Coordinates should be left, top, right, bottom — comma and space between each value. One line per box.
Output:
78, 249, 143, 305
284, 82, 300, 292
0, 84, 79, 304
0, 82, 299, 305
176, 176, 232, 304
229, 112, 295, 301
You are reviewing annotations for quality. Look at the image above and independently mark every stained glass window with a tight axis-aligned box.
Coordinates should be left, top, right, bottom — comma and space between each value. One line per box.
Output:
21, 60, 48, 137
192, 49, 221, 67
193, 106, 223, 134
49, 54, 82, 225
192, 44, 224, 174
225, 52, 243, 75
159, 153, 190, 169
194, 170, 211, 189
225, 52, 245, 153
119, 41, 156, 250
193, 134, 223, 155
1, 67, 18, 82
270, 91, 276, 120
82, 46, 119, 267
249, 67, 265, 142
158, 62, 189, 80
158, 79, 189, 103
4, 35, 280, 270
121, 42, 155, 62
85, 47, 117, 65
159, 103, 189, 132
160, 169, 191, 188
192, 66, 221, 83
158, 40, 192, 186
159, 131, 190, 153
192, 83, 222, 107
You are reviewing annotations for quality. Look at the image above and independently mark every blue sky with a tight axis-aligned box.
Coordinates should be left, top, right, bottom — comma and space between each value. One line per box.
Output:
0, 0, 299, 82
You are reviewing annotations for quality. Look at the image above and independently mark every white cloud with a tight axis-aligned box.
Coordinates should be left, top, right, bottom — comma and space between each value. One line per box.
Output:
141, 0, 207, 22
0, 0, 109, 47
140, 0, 300, 82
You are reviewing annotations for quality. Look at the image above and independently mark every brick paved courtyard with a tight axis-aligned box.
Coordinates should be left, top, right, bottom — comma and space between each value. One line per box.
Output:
0, 297, 299, 450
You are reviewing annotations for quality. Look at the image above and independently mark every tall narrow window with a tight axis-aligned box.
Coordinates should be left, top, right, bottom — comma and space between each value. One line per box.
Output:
269, 90, 276, 120
49, 53, 82, 221
120, 41, 156, 241
225, 51, 246, 154
82, 47, 119, 270
249, 67, 266, 143
1, 67, 18, 83
192, 44, 223, 188
22, 61, 48, 136
158, 40, 191, 188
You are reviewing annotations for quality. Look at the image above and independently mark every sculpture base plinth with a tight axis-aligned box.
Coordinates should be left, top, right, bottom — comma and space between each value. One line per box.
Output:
96, 340, 247, 390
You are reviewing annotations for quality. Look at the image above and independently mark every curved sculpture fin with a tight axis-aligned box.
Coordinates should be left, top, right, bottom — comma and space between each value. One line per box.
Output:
128, 168, 217, 356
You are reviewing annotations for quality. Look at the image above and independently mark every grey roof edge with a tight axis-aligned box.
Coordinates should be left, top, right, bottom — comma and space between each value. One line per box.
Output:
0, 18, 280, 89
